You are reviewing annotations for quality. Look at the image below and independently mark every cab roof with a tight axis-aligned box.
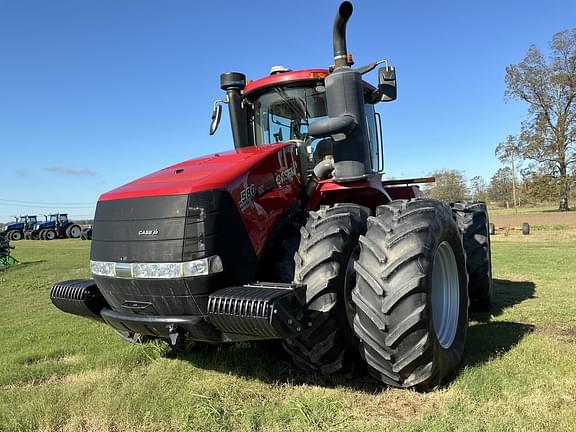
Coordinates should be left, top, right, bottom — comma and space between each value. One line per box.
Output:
243, 68, 377, 98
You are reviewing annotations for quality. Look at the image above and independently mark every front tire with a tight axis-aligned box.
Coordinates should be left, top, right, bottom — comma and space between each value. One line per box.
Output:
11, 231, 23, 241
352, 199, 468, 390
44, 229, 57, 240
67, 225, 81, 238
279, 204, 368, 374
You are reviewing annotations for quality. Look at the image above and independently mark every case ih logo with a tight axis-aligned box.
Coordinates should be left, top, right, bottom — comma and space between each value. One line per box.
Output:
138, 229, 159, 236
275, 165, 298, 186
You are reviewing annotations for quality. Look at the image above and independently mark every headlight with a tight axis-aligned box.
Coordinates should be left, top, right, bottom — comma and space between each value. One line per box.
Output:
90, 261, 115, 277
90, 255, 223, 279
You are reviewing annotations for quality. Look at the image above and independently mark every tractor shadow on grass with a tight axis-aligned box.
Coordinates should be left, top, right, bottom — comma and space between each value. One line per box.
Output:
463, 278, 536, 368
173, 278, 537, 392
462, 321, 535, 369
172, 341, 382, 393
471, 278, 536, 323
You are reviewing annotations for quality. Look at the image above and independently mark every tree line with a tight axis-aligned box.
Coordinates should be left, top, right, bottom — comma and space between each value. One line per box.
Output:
424, 168, 571, 207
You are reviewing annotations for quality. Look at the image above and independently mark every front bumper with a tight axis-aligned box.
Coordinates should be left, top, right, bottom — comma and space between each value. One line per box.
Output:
100, 307, 223, 342
50, 279, 309, 343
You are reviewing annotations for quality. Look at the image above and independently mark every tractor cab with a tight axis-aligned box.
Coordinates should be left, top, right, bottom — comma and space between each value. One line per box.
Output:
242, 69, 384, 177
25, 215, 38, 226
49, 213, 68, 225
211, 63, 396, 183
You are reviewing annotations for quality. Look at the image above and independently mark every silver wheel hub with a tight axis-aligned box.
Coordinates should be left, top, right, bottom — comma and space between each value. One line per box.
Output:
431, 241, 460, 349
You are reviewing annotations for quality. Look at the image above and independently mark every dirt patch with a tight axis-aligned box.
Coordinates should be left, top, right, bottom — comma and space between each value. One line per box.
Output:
350, 388, 441, 426
536, 324, 576, 342
3, 374, 65, 390
3, 368, 116, 391
491, 211, 576, 228
24, 354, 83, 366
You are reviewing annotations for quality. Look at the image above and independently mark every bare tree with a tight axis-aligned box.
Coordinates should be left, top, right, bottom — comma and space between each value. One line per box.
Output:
505, 29, 576, 210
469, 175, 488, 202
495, 135, 521, 212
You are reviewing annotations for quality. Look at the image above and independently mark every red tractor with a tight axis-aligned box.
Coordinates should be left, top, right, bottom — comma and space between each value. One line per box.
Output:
51, 2, 492, 390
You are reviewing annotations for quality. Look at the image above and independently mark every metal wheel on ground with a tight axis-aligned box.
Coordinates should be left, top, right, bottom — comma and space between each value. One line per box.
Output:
352, 199, 468, 390
44, 229, 57, 240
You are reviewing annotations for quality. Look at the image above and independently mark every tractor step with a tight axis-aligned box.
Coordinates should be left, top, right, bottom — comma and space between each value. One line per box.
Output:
207, 282, 308, 339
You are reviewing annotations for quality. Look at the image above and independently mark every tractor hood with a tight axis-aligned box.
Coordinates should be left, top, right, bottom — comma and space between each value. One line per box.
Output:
99, 143, 290, 201
6, 222, 24, 230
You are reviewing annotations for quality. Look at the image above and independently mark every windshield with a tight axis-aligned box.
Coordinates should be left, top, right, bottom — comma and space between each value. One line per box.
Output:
27, 216, 37, 224
252, 86, 327, 146
49, 215, 57, 222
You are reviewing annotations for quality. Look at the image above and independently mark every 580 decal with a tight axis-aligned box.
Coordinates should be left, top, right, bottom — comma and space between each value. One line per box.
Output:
238, 184, 257, 209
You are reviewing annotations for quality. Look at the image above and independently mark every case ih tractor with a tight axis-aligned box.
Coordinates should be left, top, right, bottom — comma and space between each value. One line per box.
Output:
51, 2, 492, 390
2, 215, 37, 241
31, 213, 82, 240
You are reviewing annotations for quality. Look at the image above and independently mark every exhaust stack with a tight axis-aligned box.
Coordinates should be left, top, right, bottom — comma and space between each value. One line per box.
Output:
333, 1, 353, 68
309, 1, 372, 183
220, 72, 252, 149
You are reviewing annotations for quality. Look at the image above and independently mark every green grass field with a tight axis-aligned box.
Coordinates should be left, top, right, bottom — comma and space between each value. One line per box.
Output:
1, 222, 575, 431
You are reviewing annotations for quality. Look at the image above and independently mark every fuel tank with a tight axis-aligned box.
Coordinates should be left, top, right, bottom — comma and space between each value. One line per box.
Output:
90, 143, 303, 317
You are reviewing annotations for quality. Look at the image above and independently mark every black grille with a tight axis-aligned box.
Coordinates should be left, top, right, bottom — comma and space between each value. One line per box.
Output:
50, 279, 107, 321
207, 283, 307, 338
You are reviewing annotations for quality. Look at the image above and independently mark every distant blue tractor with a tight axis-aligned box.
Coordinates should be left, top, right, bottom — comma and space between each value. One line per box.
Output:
28, 213, 81, 240
2, 215, 38, 241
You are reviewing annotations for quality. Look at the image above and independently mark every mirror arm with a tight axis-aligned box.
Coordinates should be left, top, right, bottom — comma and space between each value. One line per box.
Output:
209, 100, 225, 136
355, 59, 387, 76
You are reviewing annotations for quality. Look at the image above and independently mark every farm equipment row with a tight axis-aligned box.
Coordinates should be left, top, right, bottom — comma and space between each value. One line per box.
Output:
2, 214, 82, 240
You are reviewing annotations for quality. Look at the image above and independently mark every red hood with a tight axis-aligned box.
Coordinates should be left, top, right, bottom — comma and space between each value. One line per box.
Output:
99, 144, 289, 201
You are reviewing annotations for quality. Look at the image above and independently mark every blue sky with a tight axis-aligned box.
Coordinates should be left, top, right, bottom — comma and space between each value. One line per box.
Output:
1, 0, 574, 221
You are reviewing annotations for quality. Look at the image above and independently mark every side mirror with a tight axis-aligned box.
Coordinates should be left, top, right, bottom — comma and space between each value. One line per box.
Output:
378, 65, 397, 102
209, 101, 223, 135
308, 115, 356, 140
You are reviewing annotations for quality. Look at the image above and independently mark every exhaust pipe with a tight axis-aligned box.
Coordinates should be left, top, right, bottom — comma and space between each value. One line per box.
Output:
333, 1, 353, 68
220, 72, 252, 149
314, 1, 371, 183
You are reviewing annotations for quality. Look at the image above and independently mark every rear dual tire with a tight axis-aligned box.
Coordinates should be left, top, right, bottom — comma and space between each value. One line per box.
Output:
451, 202, 493, 311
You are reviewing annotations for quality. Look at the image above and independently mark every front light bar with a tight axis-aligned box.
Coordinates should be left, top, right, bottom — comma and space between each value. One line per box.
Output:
90, 256, 223, 279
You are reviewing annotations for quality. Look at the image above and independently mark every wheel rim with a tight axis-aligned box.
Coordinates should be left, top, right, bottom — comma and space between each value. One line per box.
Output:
12, 232, 22, 240
71, 227, 80, 237
47, 231, 55, 240
431, 241, 460, 349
